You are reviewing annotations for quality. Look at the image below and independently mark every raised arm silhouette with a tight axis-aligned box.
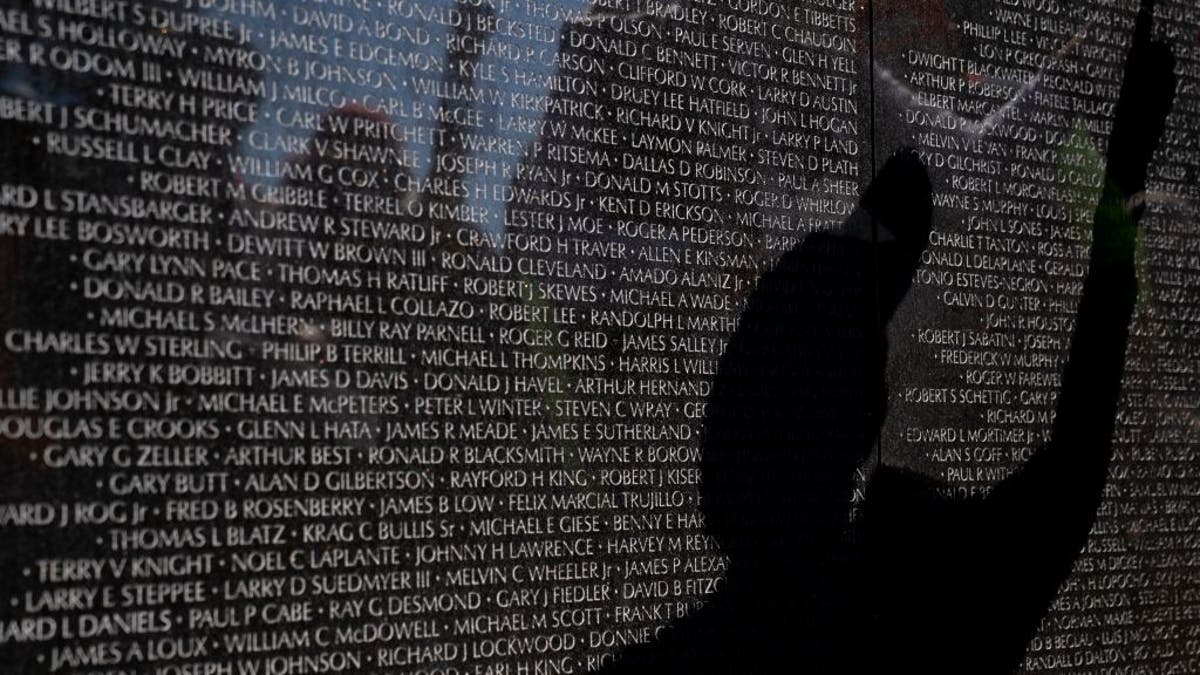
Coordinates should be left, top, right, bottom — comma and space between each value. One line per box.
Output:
600, 0, 1176, 671
869, 3, 1176, 672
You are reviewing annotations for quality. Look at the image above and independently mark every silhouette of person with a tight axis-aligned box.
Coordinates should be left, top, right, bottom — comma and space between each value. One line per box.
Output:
600, 0, 1176, 671
598, 144, 930, 675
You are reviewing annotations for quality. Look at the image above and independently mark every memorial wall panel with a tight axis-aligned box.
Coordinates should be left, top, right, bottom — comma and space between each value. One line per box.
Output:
876, 0, 1200, 670
0, 0, 1195, 672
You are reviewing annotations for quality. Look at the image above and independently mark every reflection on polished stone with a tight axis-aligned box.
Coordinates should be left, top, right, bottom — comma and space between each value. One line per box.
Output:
0, 0, 1196, 672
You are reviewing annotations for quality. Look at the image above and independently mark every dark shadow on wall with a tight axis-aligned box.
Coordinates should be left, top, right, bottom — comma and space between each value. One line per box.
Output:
598, 144, 932, 675
599, 0, 1175, 671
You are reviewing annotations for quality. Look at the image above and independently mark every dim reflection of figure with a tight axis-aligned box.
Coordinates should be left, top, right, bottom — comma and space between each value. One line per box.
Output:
601, 0, 1175, 673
